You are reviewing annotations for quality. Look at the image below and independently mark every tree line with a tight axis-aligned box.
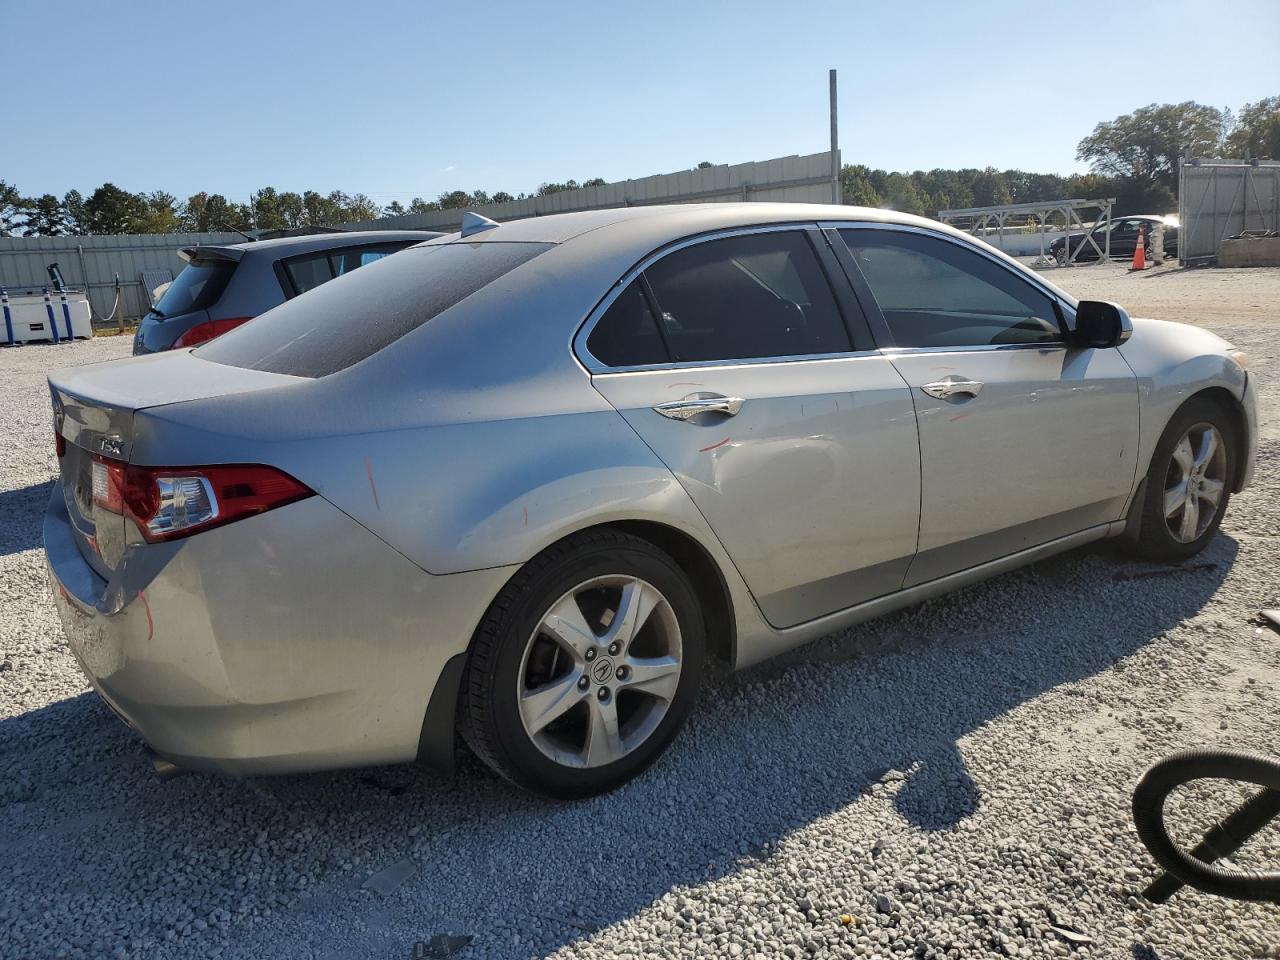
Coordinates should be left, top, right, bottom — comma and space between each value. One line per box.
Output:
0, 177, 611, 238
844, 97, 1277, 220
1, 98, 1274, 238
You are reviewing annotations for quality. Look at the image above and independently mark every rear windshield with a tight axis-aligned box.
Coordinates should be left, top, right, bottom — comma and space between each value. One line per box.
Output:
155, 259, 234, 316
197, 241, 552, 377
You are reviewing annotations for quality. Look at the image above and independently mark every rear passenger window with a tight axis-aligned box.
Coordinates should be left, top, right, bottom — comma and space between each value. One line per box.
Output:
586, 281, 669, 367
644, 231, 851, 363
285, 254, 334, 294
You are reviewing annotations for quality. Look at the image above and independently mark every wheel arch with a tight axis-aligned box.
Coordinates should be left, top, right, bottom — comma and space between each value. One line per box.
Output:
1173, 386, 1249, 492
417, 518, 739, 776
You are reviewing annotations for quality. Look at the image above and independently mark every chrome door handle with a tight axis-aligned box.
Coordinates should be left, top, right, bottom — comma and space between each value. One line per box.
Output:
921, 376, 983, 399
652, 396, 745, 421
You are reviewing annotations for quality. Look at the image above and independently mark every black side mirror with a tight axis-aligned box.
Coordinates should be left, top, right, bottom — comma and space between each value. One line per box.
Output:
1073, 300, 1132, 348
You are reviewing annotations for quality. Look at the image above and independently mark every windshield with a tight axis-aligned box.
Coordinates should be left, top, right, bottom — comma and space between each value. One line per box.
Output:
197, 241, 552, 377
154, 259, 235, 317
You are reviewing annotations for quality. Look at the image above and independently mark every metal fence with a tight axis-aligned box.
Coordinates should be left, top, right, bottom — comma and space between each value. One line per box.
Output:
340, 152, 839, 232
1178, 160, 1280, 264
0, 231, 243, 322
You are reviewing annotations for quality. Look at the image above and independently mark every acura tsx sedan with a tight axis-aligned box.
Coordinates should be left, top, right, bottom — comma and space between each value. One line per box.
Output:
45, 203, 1257, 797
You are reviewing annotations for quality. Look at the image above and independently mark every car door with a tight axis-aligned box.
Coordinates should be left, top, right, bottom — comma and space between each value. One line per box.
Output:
580, 226, 922, 628
833, 225, 1139, 586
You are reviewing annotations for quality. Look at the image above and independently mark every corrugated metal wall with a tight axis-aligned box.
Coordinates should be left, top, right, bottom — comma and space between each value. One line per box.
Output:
0, 231, 243, 321
1179, 161, 1280, 264
340, 152, 838, 232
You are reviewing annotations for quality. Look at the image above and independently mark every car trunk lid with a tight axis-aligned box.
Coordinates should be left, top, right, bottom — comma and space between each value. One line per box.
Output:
50, 351, 303, 577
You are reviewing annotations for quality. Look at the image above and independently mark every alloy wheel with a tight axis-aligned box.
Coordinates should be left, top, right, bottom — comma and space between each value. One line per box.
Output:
517, 575, 683, 768
1163, 422, 1227, 543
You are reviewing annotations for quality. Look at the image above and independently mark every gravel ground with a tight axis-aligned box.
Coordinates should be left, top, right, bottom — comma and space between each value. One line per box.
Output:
2, 264, 1279, 960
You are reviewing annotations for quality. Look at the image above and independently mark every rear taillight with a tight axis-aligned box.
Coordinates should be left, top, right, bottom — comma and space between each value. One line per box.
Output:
91, 457, 125, 512
91, 456, 312, 542
55, 431, 66, 459
171, 316, 252, 349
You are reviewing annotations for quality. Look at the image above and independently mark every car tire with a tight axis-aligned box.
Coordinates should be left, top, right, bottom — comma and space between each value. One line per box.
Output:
1126, 397, 1236, 563
458, 528, 705, 798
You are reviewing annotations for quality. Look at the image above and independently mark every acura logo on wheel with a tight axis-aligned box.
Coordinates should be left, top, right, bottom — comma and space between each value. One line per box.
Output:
592, 657, 615, 683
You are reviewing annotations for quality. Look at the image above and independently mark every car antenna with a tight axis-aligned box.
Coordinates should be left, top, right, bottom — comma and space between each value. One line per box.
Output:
229, 228, 257, 242
460, 211, 500, 238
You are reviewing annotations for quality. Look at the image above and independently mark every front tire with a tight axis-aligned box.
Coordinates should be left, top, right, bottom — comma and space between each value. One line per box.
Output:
459, 529, 705, 798
1127, 398, 1235, 562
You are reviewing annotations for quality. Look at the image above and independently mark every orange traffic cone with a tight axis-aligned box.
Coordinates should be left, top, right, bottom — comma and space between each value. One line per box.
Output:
1129, 225, 1147, 271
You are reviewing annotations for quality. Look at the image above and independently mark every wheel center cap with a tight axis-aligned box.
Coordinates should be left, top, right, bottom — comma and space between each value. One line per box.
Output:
592, 657, 615, 684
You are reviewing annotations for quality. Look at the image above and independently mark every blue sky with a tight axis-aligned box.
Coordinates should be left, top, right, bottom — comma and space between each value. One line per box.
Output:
6, 0, 1278, 205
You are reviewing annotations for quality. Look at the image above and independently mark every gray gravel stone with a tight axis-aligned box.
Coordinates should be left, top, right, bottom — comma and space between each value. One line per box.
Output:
3, 270, 1280, 960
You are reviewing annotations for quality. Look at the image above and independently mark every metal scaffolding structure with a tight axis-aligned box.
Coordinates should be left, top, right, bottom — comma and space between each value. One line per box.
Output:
938, 197, 1116, 264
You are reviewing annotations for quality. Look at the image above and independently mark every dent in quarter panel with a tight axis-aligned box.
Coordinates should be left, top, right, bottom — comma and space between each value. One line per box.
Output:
302, 410, 737, 577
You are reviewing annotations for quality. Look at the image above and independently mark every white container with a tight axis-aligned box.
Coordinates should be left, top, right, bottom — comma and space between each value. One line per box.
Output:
1, 289, 92, 344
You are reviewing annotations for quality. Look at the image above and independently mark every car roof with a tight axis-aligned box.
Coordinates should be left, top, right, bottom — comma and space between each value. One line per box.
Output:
182, 230, 440, 262
425, 202, 939, 246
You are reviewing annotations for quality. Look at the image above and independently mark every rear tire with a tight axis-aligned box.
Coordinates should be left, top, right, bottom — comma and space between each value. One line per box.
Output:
1126, 398, 1235, 562
459, 529, 705, 798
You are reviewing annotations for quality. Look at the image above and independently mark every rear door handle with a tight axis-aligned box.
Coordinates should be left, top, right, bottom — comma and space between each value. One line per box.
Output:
921, 376, 983, 399
652, 395, 745, 421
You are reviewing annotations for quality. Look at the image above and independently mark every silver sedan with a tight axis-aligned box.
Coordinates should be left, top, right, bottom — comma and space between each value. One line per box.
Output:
44, 204, 1258, 797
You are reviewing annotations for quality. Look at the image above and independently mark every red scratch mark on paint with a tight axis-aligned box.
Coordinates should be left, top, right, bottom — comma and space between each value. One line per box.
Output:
139, 589, 154, 643
950, 414, 969, 422
364, 457, 381, 510
667, 382, 703, 389
699, 436, 731, 452
523, 505, 529, 526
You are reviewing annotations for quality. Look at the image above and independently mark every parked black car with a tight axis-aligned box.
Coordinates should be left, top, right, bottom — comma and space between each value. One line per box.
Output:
134, 230, 438, 354
1050, 215, 1179, 265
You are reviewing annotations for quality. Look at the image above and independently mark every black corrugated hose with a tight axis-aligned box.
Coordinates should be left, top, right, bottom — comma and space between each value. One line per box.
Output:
1133, 749, 1280, 903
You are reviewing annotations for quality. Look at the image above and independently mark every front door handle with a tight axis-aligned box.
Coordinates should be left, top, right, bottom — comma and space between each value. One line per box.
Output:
652, 395, 745, 421
921, 376, 983, 399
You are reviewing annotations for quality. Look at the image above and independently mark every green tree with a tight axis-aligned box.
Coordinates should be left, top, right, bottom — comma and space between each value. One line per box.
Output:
537, 179, 581, 196
437, 190, 473, 209
582, 177, 606, 187
181, 192, 251, 232
0, 180, 23, 235
1225, 95, 1280, 159
343, 193, 381, 221
62, 189, 87, 234
251, 187, 288, 231
139, 191, 180, 233
1077, 101, 1225, 195
278, 191, 305, 228
84, 182, 148, 234
491, 191, 514, 203
408, 197, 438, 214
382, 200, 407, 218
301, 190, 340, 226
696, 161, 715, 169
17, 194, 69, 236
841, 165, 881, 207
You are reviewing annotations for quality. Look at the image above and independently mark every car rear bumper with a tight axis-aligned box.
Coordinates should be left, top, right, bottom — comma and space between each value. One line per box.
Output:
44, 486, 514, 776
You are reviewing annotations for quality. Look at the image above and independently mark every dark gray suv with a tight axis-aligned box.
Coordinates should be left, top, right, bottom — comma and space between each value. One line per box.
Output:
133, 230, 438, 354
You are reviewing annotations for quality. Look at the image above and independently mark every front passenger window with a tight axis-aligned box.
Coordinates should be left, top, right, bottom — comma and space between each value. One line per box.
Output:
840, 229, 1063, 349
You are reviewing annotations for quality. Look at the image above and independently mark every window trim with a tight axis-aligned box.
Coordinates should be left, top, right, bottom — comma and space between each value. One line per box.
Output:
573, 223, 876, 375
821, 221, 1078, 352
273, 241, 413, 300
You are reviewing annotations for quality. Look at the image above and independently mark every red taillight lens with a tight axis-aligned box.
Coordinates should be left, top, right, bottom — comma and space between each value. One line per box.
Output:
55, 431, 66, 459
171, 316, 252, 349
91, 458, 312, 542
